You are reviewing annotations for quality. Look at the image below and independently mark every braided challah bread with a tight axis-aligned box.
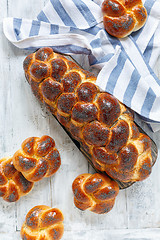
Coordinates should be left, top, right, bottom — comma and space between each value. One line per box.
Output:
0, 157, 34, 202
23, 47, 152, 183
72, 173, 119, 214
102, 0, 147, 38
21, 205, 64, 240
13, 135, 61, 182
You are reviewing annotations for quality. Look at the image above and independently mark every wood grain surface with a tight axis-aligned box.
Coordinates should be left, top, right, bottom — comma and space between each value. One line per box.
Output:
0, 0, 160, 239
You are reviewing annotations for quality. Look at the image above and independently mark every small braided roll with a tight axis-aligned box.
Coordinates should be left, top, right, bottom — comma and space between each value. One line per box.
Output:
21, 205, 64, 240
102, 0, 147, 38
72, 173, 119, 214
0, 157, 34, 202
23, 47, 152, 183
13, 135, 61, 182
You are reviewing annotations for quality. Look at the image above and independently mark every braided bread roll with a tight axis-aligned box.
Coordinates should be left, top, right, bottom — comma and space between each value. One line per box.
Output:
0, 157, 34, 202
21, 205, 64, 240
23, 47, 152, 183
72, 173, 119, 214
102, 0, 147, 38
13, 135, 61, 182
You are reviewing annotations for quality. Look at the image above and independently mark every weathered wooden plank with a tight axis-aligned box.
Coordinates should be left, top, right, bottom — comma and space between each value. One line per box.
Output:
1, 0, 53, 237
0, 0, 17, 239
62, 228, 160, 240
3, 228, 160, 240
7, 0, 46, 18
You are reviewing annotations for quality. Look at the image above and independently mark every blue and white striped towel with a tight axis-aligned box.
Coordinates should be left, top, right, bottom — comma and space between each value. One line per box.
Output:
3, 0, 160, 132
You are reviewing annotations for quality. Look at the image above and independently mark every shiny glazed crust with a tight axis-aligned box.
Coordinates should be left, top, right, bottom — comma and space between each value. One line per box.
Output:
102, 0, 147, 38
72, 173, 119, 214
23, 47, 152, 183
13, 135, 61, 182
0, 157, 34, 202
21, 205, 64, 240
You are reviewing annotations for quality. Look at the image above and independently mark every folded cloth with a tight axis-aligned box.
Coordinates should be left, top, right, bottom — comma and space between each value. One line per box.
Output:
3, 0, 160, 132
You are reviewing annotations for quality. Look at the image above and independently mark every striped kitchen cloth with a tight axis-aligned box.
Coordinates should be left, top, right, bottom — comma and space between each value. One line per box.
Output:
3, 0, 160, 132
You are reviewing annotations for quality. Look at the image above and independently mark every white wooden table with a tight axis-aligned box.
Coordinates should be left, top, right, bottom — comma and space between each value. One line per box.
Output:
0, 0, 160, 239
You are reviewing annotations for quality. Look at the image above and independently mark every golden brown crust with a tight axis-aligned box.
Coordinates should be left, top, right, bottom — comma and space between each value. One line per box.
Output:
0, 157, 34, 202
24, 47, 152, 183
13, 135, 61, 182
102, 0, 147, 38
21, 205, 64, 240
72, 173, 119, 214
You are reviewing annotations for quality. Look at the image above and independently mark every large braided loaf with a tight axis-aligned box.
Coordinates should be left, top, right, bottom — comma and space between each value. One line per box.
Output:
102, 0, 147, 38
23, 47, 152, 183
